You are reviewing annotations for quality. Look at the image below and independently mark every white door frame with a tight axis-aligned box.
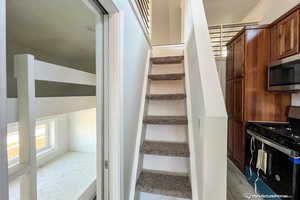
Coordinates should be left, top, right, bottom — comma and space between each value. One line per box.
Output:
0, 0, 9, 199
0, 0, 123, 199
94, 1, 123, 200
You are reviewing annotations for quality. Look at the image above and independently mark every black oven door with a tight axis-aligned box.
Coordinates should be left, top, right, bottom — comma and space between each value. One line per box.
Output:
246, 135, 299, 199
268, 59, 300, 91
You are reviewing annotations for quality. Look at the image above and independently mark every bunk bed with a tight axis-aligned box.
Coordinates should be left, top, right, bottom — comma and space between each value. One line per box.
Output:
7, 54, 97, 200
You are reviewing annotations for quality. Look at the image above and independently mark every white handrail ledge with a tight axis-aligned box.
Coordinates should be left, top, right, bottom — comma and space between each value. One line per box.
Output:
34, 60, 96, 86
14, 54, 96, 86
6, 97, 96, 123
34, 96, 96, 119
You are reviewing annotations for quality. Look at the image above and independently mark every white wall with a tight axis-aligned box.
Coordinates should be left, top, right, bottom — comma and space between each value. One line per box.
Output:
215, 57, 226, 97
184, 0, 227, 199
68, 108, 96, 153
113, 1, 151, 199
151, 0, 182, 45
242, 0, 300, 24
242, 0, 300, 106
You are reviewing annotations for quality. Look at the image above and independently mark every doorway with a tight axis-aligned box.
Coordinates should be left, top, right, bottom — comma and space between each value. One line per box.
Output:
3, 0, 111, 199
0, 0, 122, 199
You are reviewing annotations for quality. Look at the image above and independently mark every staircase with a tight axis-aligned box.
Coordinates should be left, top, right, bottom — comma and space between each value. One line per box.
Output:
135, 54, 192, 200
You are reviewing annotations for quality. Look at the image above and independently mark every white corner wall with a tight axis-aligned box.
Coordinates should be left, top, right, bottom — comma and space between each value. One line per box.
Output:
242, 0, 300, 106
68, 108, 96, 153
113, 1, 151, 199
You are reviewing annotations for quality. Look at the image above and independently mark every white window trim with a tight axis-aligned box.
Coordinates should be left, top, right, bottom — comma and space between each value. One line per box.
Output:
7, 117, 58, 180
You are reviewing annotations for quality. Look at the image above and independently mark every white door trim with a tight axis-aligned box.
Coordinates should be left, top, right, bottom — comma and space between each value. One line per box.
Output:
94, 1, 123, 200
0, 0, 9, 199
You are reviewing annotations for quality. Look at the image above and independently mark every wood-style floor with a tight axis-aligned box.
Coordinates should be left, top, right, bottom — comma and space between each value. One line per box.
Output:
96, 160, 255, 200
227, 160, 257, 200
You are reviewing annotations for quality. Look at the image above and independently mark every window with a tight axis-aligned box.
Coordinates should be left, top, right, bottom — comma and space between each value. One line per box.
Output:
7, 119, 56, 166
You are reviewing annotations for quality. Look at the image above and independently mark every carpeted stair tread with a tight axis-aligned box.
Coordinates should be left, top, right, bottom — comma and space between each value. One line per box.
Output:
146, 93, 186, 100
148, 73, 185, 80
136, 171, 192, 199
141, 141, 189, 157
143, 116, 187, 124
151, 56, 184, 64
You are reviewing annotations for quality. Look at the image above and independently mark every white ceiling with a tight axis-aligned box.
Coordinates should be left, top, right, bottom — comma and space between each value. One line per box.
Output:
7, 0, 98, 73
203, 0, 260, 26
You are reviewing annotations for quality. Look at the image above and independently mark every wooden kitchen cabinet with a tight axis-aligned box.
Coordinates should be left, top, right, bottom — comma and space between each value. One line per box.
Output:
270, 25, 279, 62
233, 120, 245, 168
234, 78, 244, 122
226, 26, 291, 172
277, 10, 299, 58
233, 34, 245, 78
227, 118, 234, 157
226, 43, 234, 80
226, 80, 234, 117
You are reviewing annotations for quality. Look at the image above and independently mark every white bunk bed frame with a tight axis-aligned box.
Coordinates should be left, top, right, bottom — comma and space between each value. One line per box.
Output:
12, 54, 97, 200
0, 0, 123, 200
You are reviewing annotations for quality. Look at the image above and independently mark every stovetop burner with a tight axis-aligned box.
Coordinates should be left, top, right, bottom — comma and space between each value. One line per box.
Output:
247, 120, 300, 151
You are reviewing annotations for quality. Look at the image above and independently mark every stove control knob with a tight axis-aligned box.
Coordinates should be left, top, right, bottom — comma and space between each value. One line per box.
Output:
275, 174, 281, 182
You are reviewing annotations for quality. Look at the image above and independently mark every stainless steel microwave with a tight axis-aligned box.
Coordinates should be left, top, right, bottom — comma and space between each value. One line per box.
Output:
268, 54, 300, 91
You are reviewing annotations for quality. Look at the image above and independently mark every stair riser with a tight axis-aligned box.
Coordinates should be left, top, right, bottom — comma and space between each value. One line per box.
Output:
143, 155, 189, 175
150, 80, 185, 94
145, 125, 187, 143
138, 192, 191, 200
151, 63, 183, 75
148, 100, 186, 116
152, 46, 184, 58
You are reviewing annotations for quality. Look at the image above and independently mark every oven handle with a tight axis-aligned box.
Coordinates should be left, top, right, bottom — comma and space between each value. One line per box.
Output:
247, 130, 300, 158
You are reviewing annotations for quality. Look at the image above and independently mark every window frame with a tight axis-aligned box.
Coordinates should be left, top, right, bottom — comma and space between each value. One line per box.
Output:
7, 117, 57, 168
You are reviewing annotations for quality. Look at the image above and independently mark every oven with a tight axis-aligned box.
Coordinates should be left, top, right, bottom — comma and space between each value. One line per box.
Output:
245, 130, 300, 200
268, 54, 300, 91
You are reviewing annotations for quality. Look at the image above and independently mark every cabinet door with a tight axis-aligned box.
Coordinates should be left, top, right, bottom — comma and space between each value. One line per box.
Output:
227, 118, 234, 157
234, 78, 244, 122
278, 10, 299, 58
270, 25, 279, 62
226, 80, 234, 117
226, 43, 234, 80
233, 120, 245, 170
233, 34, 245, 78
